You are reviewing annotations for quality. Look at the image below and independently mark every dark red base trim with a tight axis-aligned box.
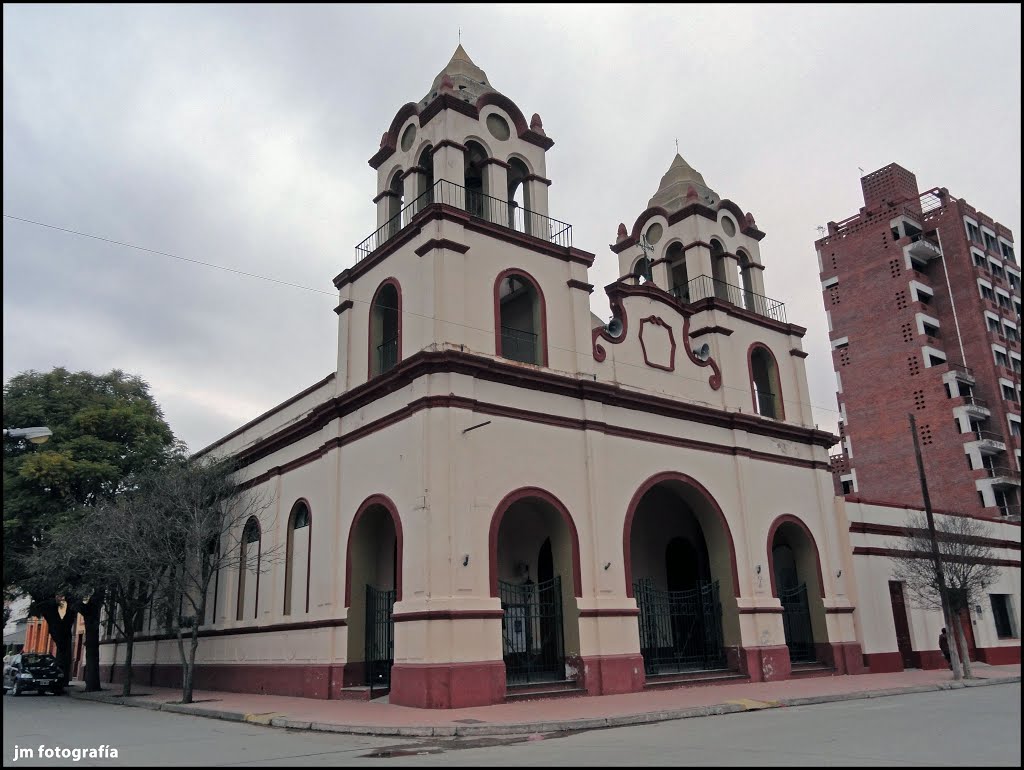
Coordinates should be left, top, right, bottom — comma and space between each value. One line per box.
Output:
389, 661, 507, 709
863, 651, 905, 673
977, 645, 1021, 665
99, 663, 346, 700
816, 641, 868, 674
732, 645, 791, 682
571, 653, 645, 696
341, 660, 366, 688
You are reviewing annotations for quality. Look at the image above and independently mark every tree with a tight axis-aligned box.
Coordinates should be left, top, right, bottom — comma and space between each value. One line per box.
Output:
141, 457, 278, 704
889, 512, 1000, 680
3, 367, 176, 686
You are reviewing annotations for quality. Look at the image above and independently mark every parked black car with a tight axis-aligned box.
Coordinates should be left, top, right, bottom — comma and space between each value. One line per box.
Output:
3, 653, 67, 696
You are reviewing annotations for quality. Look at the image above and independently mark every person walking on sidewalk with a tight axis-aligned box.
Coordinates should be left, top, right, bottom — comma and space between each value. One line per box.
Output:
938, 627, 951, 669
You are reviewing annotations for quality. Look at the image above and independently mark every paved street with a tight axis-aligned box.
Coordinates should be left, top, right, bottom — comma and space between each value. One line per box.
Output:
2, 683, 1020, 766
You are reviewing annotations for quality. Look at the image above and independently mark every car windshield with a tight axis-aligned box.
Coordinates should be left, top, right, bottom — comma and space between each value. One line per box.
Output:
21, 654, 56, 666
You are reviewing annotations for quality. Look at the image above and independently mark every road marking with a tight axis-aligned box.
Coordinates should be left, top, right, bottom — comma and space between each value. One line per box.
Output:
724, 698, 778, 710
244, 712, 283, 725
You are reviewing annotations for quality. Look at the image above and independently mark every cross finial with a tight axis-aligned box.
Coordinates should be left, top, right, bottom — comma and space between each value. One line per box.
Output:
458, 27, 461, 44
675, 138, 679, 154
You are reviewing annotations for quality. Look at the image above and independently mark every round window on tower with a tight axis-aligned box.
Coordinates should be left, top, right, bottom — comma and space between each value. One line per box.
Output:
400, 123, 417, 152
721, 216, 736, 237
645, 223, 663, 245
486, 113, 511, 141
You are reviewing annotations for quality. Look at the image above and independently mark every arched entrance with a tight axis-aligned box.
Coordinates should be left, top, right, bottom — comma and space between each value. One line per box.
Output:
490, 488, 581, 686
625, 474, 740, 677
768, 516, 827, 664
345, 496, 402, 689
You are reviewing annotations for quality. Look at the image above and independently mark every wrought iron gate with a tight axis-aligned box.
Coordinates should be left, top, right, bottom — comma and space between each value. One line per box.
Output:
634, 578, 726, 675
365, 585, 396, 689
779, 582, 815, 663
499, 576, 565, 684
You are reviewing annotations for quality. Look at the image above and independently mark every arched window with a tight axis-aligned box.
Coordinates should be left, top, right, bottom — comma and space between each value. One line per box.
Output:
386, 170, 404, 238
507, 157, 531, 234
738, 250, 756, 312
667, 242, 688, 301
236, 517, 262, 622
369, 279, 401, 377
417, 146, 434, 209
750, 344, 784, 420
284, 501, 311, 616
710, 239, 730, 300
465, 141, 489, 220
496, 270, 545, 366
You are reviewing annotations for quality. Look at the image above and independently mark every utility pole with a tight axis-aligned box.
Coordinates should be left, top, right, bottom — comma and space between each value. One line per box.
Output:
908, 413, 962, 680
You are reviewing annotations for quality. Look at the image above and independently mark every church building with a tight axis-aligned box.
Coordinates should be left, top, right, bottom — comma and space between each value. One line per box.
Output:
103, 46, 958, 708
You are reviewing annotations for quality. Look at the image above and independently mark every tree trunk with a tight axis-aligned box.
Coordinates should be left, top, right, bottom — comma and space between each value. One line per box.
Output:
37, 600, 76, 681
184, 622, 201, 704
122, 626, 136, 697
954, 617, 973, 679
82, 588, 104, 692
942, 606, 963, 681
173, 626, 189, 704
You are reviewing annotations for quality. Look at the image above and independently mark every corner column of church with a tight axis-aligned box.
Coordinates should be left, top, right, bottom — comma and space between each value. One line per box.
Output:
388, 395, 508, 709
402, 168, 425, 217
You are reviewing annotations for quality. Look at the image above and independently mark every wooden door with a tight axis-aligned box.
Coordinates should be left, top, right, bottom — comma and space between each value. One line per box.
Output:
888, 581, 915, 669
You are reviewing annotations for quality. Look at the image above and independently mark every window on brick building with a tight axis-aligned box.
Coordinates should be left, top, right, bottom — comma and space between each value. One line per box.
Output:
1004, 324, 1019, 342
966, 222, 981, 243
1010, 420, 1021, 438
1009, 274, 1020, 291
1002, 383, 1019, 402
990, 595, 1018, 638
990, 262, 1005, 280
979, 284, 995, 301
995, 350, 1009, 368
840, 480, 853, 495
984, 232, 999, 253
973, 252, 987, 268
987, 316, 1001, 334
1002, 242, 1016, 264
997, 293, 1012, 310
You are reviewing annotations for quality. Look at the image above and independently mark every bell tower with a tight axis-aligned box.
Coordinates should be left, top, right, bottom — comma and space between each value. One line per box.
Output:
333, 46, 595, 393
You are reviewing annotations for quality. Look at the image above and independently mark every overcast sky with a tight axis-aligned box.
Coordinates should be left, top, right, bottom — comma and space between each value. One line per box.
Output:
3, 4, 1021, 452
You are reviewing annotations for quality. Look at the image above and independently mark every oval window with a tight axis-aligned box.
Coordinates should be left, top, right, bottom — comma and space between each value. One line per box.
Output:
645, 223, 663, 245
400, 124, 416, 152
486, 113, 511, 141
721, 216, 736, 237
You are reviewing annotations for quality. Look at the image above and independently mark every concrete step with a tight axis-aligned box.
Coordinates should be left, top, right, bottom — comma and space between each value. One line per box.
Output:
789, 662, 835, 679
644, 669, 750, 690
335, 685, 390, 701
505, 679, 586, 703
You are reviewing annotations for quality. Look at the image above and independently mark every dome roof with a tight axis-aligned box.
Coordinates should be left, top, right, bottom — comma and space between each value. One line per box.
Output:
422, 45, 495, 106
647, 153, 719, 212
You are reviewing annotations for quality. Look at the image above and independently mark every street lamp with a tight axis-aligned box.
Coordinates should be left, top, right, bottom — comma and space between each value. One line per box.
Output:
3, 427, 53, 445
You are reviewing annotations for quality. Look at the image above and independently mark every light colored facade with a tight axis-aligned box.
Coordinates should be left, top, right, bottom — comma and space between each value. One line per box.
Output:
99, 47, 1018, 706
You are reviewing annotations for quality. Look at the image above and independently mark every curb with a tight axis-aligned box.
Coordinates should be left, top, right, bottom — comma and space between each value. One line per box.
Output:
67, 675, 1021, 738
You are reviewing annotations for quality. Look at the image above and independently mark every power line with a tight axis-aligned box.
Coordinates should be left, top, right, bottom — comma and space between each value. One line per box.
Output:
3, 212, 844, 420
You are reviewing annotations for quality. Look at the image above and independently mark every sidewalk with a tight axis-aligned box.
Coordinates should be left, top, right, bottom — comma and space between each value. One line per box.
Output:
68, 663, 1021, 738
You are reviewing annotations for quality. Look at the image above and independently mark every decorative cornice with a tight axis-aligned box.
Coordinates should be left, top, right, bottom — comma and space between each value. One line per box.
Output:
849, 521, 1021, 551
224, 350, 837, 485
334, 300, 354, 316
852, 546, 1019, 567
524, 173, 552, 186
372, 189, 401, 204
690, 325, 734, 338
789, 348, 809, 358
98, 617, 348, 646
414, 238, 470, 257
480, 157, 511, 169
400, 165, 428, 181
433, 139, 467, 154
567, 279, 594, 293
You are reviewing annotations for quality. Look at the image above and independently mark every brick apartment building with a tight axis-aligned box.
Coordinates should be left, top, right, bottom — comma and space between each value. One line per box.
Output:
816, 163, 1021, 520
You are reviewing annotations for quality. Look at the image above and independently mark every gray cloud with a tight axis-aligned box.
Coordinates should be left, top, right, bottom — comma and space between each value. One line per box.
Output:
4, 4, 1020, 451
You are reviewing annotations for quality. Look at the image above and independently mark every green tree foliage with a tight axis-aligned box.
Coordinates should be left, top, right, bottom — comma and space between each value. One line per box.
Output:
3, 367, 178, 683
